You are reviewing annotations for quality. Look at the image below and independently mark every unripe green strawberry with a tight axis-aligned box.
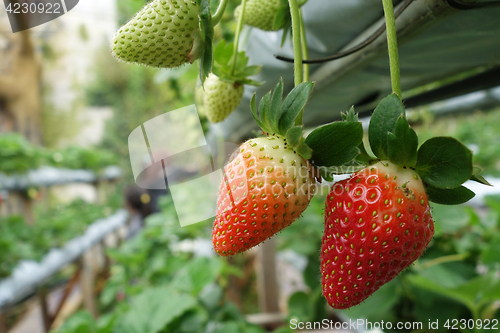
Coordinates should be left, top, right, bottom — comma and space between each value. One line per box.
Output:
203, 74, 244, 123
235, 0, 283, 31
321, 161, 434, 309
111, 0, 203, 68
213, 135, 316, 255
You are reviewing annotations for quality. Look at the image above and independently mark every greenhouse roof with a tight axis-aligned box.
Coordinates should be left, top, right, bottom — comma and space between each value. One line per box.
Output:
214, 0, 500, 142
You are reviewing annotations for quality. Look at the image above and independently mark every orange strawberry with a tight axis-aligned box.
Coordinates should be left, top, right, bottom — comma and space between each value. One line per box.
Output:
212, 79, 316, 255
213, 135, 316, 255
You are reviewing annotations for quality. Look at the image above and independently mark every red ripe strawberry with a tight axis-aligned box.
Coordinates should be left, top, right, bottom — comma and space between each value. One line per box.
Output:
321, 161, 434, 309
213, 136, 316, 256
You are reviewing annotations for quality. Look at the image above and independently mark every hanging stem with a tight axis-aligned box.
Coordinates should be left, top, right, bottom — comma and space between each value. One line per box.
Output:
212, 0, 230, 26
417, 253, 468, 271
288, 0, 303, 87
382, 0, 402, 100
231, 0, 247, 76
299, 9, 309, 83
289, 0, 304, 126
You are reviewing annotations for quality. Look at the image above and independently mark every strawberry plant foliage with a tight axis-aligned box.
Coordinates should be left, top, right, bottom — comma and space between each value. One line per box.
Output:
212, 41, 262, 86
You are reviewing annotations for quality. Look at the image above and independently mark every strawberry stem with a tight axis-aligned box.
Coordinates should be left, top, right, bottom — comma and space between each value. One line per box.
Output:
299, 9, 309, 83
288, 0, 304, 126
382, 0, 402, 101
212, 0, 230, 26
416, 253, 468, 270
288, 0, 303, 88
231, 0, 247, 76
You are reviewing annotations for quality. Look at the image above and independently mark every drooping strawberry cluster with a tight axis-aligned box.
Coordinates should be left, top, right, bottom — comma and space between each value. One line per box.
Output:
110, 0, 485, 309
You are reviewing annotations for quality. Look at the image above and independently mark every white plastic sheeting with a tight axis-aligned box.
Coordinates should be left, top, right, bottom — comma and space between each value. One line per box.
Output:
0, 210, 129, 310
0, 166, 122, 191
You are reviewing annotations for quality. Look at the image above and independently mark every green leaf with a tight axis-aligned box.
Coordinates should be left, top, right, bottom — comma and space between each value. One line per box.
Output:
305, 122, 362, 167
386, 116, 418, 166
244, 65, 261, 77
407, 273, 500, 318
319, 168, 334, 182
288, 292, 313, 322
481, 233, 500, 267
296, 140, 313, 160
430, 203, 470, 236
212, 41, 262, 86
234, 50, 250, 69
342, 106, 358, 122
201, 41, 213, 82
355, 142, 374, 164
368, 93, 405, 159
278, 82, 314, 134
273, 6, 287, 30
186, 257, 222, 295
197, 0, 213, 83
280, 21, 291, 47
250, 94, 265, 130
425, 185, 475, 205
285, 126, 303, 147
470, 174, 492, 186
237, 78, 262, 86
342, 279, 401, 322
198, 0, 211, 20
56, 311, 97, 333
114, 286, 197, 333
270, 79, 284, 133
258, 92, 272, 133
416, 137, 473, 189
213, 40, 233, 66
198, 283, 222, 311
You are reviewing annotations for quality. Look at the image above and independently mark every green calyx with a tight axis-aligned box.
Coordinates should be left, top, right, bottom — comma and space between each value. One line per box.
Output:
212, 41, 262, 86
305, 107, 363, 169
359, 93, 490, 205
250, 79, 313, 159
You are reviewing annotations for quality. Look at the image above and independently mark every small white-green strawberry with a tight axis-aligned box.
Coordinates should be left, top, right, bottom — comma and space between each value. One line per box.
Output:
235, 0, 283, 31
201, 41, 262, 123
203, 74, 244, 123
111, 0, 205, 68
